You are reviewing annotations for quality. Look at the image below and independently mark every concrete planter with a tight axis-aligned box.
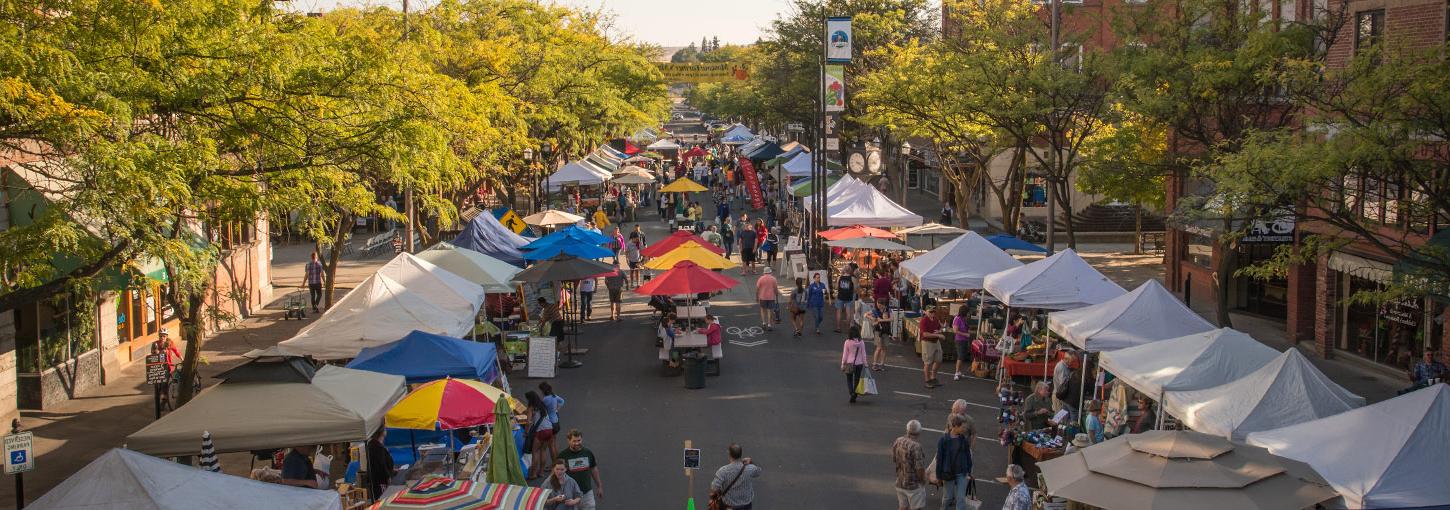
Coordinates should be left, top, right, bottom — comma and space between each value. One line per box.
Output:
18, 348, 102, 410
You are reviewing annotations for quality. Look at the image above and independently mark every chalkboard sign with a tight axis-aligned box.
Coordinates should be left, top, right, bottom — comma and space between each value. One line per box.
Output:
527, 336, 556, 378
145, 354, 168, 385
683, 448, 701, 470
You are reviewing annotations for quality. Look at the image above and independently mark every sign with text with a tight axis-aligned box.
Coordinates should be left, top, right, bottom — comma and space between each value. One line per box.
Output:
527, 336, 557, 378
823, 65, 845, 112
825, 17, 853, 63
1242, 214, 1295, 244
683, 448, 702, 469
145, 353, 168, 385
657, 62, 749, 83
4, 431, 33, 474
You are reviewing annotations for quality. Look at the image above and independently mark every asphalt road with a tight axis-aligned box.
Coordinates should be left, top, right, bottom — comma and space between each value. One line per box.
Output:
537, 191, 1012, 509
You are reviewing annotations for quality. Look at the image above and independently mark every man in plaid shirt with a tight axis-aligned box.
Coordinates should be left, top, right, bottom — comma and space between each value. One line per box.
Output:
305, 252, 325, 313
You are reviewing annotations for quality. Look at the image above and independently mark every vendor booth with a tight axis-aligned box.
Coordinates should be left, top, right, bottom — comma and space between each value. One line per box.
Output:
900, 231, 1022, 290
276, 272, 478, 360
1163, 349, 1366, 440
1099, 328, 1279, 397
983, 249, 1126, 310
545, 161, 610, 189
452, 212, 530, 267
126, 365, 406, 457
346, 330, 502, 384
416, 242, 522, 294
802, 176, 923, 228
375, 253, 487, 316
29, 448, 344, 510
1047, 280, 1214, 353
1247, 384, 1450, 509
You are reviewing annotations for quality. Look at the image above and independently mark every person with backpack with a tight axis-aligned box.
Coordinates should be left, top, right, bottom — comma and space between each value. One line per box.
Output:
787, 277, 808, 337
834, 268, 857, 333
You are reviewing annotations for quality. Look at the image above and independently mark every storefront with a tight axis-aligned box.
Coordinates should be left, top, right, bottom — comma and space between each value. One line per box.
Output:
114, 282, 179, 364
1330, 253, 1445, 371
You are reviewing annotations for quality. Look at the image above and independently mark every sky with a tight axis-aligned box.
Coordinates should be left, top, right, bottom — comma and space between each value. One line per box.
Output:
285, 0, 786, 47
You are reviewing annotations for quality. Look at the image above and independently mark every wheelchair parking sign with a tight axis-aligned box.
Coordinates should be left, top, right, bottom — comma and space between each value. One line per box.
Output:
4, 431, 33, 474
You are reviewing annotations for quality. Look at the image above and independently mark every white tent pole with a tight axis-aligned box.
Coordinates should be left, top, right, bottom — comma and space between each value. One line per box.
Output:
1078, 353, 1090, 427
1157, 389, 1166, 430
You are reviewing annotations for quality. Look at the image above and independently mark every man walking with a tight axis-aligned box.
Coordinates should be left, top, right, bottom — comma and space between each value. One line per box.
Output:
710, 444, 762, 510
755, 267, 778, 330
304, 251, 325, 313
1002, 464, 1031, 510
934, 414, 973, 510
557, 430, 602, 510
893, 420, 927, 510
919, 308, 945, 389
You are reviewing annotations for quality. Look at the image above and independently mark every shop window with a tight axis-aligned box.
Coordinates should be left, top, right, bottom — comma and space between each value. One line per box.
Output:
16, 293, 97, 373
922, 170, 940, 196
1185, 233, 1214, 268
1339, 275, 1433, 370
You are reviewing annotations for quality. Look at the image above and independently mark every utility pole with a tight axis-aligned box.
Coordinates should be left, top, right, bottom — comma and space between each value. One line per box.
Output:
1044, 0, 1061, 255
402, 0, 416, 253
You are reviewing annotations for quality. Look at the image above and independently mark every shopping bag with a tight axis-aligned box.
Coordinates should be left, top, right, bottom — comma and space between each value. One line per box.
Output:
965, 477, 982, 510
855, 373, 867, 395
862, 371, 879, 395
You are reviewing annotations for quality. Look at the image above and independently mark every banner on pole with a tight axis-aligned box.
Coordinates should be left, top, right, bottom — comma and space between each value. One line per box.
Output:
740, 158, 766, 210
657, 62, 749, 83
824, 65, 845, 112
825, 17, 853, 63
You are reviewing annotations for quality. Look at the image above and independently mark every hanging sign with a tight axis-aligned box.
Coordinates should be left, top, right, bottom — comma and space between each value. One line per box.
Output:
824, 65, 846, 112
657, 62, 749, 83
825, 17, 853, 63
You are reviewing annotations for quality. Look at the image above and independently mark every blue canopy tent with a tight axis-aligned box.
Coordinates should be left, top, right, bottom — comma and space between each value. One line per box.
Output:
743, 141, 784, 161
720, 133, 753, 144
522, 226, 611, 250
346, 330, 500, 384
452, 212, 530, 267
522, 239, 613, 260
984, 233, 1048, 253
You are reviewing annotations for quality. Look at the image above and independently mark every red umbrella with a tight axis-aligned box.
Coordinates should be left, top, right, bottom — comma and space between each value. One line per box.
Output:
818, 225, 899, 241
640, 230, 725, 257
624, 141, 641, 155
682, 146, 707, 159
634, 261, 739, 295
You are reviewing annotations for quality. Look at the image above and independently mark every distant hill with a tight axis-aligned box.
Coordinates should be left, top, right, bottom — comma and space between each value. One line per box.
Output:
654, 46, 685, 63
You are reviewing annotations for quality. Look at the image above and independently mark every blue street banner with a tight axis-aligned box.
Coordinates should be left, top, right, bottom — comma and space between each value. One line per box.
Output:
826, 17, 852, 63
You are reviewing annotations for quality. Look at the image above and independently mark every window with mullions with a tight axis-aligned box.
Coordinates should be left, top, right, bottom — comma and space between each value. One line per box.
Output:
1356, 10, 1384, 52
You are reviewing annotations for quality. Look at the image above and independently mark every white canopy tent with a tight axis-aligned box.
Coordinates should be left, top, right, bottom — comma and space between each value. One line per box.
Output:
1047, 280, 1215, 352
585, 153, 619, 172
781, 151, 816, 177
722, 124, 753, 138
982, 248, 1126, 310
899, 231, 1023, 290
29, 448, 343, 510
416, 242, 523, 293
801, 176, 922, 228
646, 139, 681, 151
546, 161, 609, 189
1100, 328, 1280, 397
277, 273, 476, 360
126, 366, 406, 457
1247, 385, 1450, 509
1164, 349, 1366, 440
375, 253, 486, 315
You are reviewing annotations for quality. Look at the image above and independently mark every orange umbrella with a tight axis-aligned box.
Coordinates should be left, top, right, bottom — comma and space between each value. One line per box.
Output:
640, 230, 725, 257
818, 225, 898, 241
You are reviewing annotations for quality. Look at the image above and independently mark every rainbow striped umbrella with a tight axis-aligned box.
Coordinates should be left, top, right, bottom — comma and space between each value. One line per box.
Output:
372, 475, 550, 510
386, 378, 523, 431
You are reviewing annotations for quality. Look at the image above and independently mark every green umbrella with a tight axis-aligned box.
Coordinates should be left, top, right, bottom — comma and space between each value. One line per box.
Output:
486, 402, 526, 485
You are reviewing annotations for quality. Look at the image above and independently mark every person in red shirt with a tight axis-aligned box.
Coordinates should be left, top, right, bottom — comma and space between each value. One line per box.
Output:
697, 314, 723, 347
918, 308, 946, 388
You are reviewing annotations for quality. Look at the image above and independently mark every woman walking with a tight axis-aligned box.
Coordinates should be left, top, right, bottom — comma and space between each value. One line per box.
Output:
721, 221, 735, 258
788, 277, 808, 336
841, 325, 869, 403
807, 272, 829, 335
951, 305, 974, 381
524, 391, 556, 480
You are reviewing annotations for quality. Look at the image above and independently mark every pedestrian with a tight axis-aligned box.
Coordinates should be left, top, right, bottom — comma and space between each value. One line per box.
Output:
1085, 399, 1105, 443
841, 325, 868, 403
304, 251, 325, 313
611, 226, 625, 259
524, 391, 555, 480
557, 430, 603, 509
761, 227, 779, 270
721, 221, 736, 258
365, 428, 395, 500
544, 459, 584, 510
738, 224, 758, 274
951, 305, 974, 381
934, 414, 973, 510
537, 297, 562, 337
709, 444, 761, 510
873, 270, 894, 305
1023, 382, 1055, 430
834, 268, 857, 332
755, 267, 778, 330
787, 277, 808, 336
807, 272, 828, 334
893, 420, 928, 510
540, 382, 566, 446
919, 307, 945, 389
629, 224, 647, 247
1053, 350, 1077, 412
1002, 464, 1031, 510
702, 224, 724, 248
278, 445, 319, 488
940, 203, 953, 226
578, 276, 596, 321
1131, 395, 1157, 433
625, 239, 643, 287
604, 263, 625, 321
868, 299, 891, 371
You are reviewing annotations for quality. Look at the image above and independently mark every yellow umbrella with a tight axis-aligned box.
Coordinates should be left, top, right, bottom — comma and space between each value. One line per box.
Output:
644, 241, 739, 270
659, 177, 707, 193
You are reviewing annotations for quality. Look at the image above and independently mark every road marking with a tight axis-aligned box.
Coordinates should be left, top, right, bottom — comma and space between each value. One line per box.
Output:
725, 326, 765, 338
923, 427, 945, 433
729, 339, 768, 347
880, 363, 994, 382
894, 391, 931, 398
944, 399, 998, 410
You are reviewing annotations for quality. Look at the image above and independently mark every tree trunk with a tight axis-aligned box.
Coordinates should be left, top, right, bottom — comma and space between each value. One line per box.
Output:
1054, 179, 1077, 249
1134, 201, 1143, 255
175, 291, 206, 407
323, 211, 352, 309
1214, 233, 1237, 328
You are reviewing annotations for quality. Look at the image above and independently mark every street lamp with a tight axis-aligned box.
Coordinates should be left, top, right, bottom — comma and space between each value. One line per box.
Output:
523, 148, 535, 213
899, 141, 912, 205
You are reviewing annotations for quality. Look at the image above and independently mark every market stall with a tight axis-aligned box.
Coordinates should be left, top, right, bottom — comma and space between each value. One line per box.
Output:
346, 330, 503, 384
544, 161, 610, 190
899, 231, 1022, 291
1247, 384, 1450, 509
453, 212, 531, 267
897, 223, 967, 250
374, 253, 487, 316
29, 448, 345, 510
416, 242, 522, 294
276, 273, 479, 360
1047, 280, 1214, 353
1099, 328, 1279, 397
126, 365, 406, 457
1163, 349, 1366, 440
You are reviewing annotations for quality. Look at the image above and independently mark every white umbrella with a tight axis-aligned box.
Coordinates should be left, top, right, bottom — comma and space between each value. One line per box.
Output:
825, 236, 915, 251
612, 174, 656, 185
613, 165, 652, 177
521, 209, 584, 226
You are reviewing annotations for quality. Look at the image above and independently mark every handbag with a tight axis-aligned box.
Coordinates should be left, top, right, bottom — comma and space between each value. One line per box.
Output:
708, 463, 747, 510
965, 477, 982, 510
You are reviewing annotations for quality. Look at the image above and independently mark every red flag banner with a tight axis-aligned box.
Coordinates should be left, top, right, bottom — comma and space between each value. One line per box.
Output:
739, 158, 765, 210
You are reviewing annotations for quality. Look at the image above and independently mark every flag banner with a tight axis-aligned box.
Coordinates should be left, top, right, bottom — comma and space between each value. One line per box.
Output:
740, 158, 765, 210
657, 62, 749, 83
825, 17, 852, 63
824, 65, 845, 112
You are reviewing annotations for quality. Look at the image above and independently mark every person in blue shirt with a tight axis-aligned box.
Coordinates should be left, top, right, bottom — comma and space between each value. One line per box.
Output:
1084, 400, 1105, 444
934, 414, 973, 509
540, 382, 566, 451
1404, 350, 1447, 394
806, 273, 829, 335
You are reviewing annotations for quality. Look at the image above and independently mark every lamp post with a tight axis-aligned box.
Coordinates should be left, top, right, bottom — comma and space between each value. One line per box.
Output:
899, 141, 912, 205
523, 147, 535, 213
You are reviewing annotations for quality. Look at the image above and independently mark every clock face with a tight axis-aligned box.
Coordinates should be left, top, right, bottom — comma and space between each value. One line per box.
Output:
866, 150, 882, 173
848, 152, 865, 173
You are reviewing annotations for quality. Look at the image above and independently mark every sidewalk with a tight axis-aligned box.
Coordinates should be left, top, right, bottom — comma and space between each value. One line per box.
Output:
0, 240, 393, 505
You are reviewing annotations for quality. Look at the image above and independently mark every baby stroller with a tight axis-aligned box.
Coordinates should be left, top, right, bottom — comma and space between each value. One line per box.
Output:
282, 290, 307, 320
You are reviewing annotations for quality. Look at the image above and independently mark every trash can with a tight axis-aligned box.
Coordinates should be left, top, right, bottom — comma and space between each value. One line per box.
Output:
682, 353, 706, 389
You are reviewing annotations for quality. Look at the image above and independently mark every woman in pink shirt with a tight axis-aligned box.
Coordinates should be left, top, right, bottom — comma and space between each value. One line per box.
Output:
841, 325, 869, 403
